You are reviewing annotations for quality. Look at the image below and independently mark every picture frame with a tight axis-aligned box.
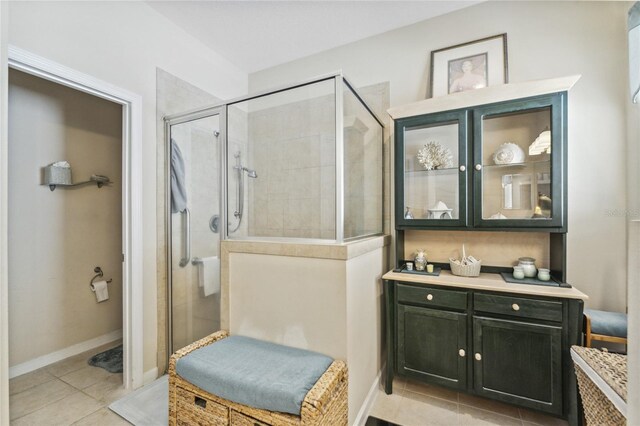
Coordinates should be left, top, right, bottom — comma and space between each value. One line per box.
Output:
429, 33, 508, 98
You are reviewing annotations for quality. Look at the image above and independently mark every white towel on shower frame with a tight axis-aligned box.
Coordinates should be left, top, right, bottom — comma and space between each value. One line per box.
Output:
197, 256, 220, 297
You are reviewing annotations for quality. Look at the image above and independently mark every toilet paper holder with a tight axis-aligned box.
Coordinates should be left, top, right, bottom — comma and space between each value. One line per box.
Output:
90, 266, 113, 291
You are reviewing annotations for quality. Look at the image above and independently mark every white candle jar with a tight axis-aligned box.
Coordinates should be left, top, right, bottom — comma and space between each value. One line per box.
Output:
517, 257, 537, 278
513, 266, 525, 280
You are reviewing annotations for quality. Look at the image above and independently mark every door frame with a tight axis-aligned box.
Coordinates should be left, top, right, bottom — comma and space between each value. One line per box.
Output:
2, 46, 144, 392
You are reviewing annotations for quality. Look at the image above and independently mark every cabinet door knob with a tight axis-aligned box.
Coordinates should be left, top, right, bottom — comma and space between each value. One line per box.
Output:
475, 353, 482, 361
426, 294, 434, 301
459, 349, 466, 357
512, 303, 520, 311
475, 164, 482, 171
459, 165, 466, 172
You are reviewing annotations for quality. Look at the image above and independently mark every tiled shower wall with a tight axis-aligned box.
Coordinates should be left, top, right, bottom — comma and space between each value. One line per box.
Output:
245, 82, 387, 240
247, 93, 336, 239
343, 87, 383, 239
226, 105, 250, 238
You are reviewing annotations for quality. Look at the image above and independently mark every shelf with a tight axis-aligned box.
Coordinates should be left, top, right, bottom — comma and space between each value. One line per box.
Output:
405, 167, 458, 176
388, 75, 580, 119
482, 160, 550, 169
44, 176, 111, 191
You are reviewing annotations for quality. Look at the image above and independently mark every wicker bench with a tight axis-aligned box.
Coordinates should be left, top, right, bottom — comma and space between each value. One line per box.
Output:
169, 330, 348, 425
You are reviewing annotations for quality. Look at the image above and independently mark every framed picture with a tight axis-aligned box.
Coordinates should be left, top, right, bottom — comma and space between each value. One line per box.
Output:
430, 34, 508, 98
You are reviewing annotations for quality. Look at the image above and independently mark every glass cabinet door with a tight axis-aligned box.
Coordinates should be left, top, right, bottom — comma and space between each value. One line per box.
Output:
473, 94, 565, 229
396, 111, 468, 228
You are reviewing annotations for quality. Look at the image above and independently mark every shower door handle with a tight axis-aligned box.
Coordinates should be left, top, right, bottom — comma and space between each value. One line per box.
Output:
179, 208, 191, 267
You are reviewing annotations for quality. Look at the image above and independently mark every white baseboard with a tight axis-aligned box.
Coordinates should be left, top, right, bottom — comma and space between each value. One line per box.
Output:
143, 367, 159, 385
9, 329, 122, 379
354, 369, 382, 426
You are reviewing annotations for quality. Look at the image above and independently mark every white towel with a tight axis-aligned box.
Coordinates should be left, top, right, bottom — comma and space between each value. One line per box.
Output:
93, 280, 109, 303
197, 256, 220, 297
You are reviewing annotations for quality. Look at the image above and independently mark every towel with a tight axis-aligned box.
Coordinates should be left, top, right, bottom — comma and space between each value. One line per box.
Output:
171, 139, 187, 213
92, 280, 109, 303
197, 256, 220, 297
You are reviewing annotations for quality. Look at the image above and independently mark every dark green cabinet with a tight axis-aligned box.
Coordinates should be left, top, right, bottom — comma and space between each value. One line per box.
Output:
394, 110, 469, 228
472, 94, 566, 230
394, 93, 567, 232
385, 280, 583, 424
397, 305, 467, 389
473, 316, 563, 414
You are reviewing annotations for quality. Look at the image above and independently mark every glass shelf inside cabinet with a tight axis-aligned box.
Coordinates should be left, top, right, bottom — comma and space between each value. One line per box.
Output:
481, 107, 552, 221
404, 122, 459, 221
405, 167, 458, 176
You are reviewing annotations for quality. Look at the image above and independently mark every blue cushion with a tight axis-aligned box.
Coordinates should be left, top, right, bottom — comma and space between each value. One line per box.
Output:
585, 309, 628, 338
175, 336, 333, 415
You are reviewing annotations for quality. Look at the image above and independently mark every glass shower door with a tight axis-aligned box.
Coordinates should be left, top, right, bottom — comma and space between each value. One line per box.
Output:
169, 114, 221, 353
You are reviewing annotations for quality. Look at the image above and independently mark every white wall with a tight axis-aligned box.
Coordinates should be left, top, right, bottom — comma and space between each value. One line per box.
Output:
346, 247, 387, 425
0, 1, 10, 423
7, 1, 248, 375
8, 69, 123, 367
250, 1, 631, 311
227, 241, 388, 424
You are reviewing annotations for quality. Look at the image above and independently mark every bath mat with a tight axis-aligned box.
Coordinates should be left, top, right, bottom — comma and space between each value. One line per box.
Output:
365, 416, 401, 426
110, 375, 168, 426
88, 345, 123, 373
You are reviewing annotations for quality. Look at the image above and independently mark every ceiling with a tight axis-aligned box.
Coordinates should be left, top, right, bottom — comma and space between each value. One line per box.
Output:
147, 1, 479, 73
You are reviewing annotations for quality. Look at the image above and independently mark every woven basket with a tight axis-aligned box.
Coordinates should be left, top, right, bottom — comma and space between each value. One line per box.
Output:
572, 346, 627, 426
169, 330, 348, 426
450, 260, 481, 277
574, 365, 625, 425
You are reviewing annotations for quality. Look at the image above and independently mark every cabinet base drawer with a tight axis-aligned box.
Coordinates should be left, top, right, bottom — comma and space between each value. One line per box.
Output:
398, 283, 467, 310
176, 386, 229, 425
474, 293, 563, 322
231, 410, 268, 425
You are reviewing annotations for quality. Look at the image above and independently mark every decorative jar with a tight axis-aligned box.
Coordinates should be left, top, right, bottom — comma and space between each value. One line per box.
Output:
415, 249, 427, 271
517, 257, 537, 278
537, 268, 551, 281
513, 266, 525, 280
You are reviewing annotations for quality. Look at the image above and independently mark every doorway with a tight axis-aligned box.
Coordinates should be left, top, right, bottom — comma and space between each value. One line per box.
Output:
2, 47, 144, 407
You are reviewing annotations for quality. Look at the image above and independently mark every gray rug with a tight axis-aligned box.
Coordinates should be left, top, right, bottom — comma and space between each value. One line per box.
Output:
110, 375, 168, 425
88, 345, 123, 373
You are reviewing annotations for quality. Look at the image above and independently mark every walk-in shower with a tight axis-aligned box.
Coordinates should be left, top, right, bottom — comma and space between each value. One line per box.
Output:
164, 72, 384, 355
226, 72, 384, 242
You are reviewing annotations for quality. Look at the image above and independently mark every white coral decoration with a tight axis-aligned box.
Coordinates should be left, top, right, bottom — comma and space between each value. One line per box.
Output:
417, 142, 453, 171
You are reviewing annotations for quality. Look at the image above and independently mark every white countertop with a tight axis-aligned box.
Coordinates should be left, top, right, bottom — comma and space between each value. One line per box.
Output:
382, 269, 588, 300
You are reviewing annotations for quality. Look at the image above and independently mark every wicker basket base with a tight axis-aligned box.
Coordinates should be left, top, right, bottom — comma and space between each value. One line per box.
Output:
169, 331, 348, 426
574, 365, 625, 425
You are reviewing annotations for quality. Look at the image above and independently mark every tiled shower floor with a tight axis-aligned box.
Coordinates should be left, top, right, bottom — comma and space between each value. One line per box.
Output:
9, 341, 132, 425
370, 377, 569, 426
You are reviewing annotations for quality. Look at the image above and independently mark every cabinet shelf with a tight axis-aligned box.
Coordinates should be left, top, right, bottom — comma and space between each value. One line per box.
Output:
482, 159, 550, 169
405, 167, 458, 176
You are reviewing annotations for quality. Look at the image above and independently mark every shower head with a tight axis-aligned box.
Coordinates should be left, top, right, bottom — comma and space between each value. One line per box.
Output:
245, 169, 258, 178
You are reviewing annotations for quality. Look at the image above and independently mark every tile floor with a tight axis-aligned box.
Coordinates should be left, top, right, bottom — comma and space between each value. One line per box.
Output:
9, 341, 133, 425
370, 377, 569, 426
9, 349, 571, 426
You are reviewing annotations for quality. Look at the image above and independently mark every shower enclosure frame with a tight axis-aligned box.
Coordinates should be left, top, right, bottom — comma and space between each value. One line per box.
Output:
163, 71, 385, 358
164, 105, 226, 357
